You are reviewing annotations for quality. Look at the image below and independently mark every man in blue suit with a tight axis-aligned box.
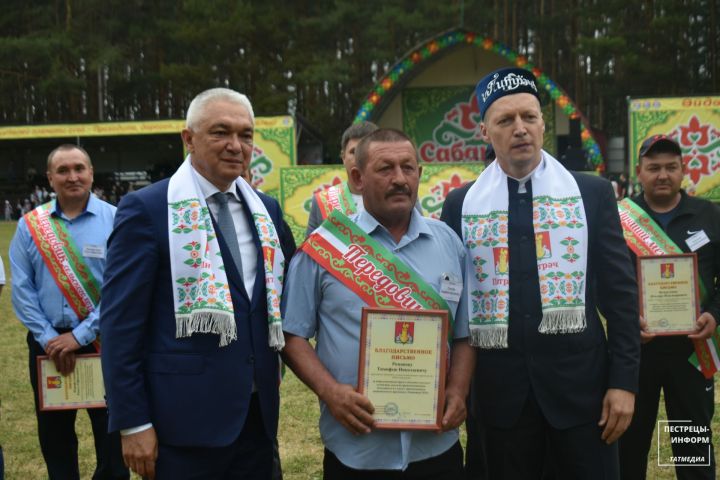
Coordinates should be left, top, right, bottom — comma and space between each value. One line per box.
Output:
100, 88, 295, 480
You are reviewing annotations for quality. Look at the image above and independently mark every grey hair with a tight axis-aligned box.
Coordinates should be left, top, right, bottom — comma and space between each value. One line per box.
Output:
185, 88, 255, 130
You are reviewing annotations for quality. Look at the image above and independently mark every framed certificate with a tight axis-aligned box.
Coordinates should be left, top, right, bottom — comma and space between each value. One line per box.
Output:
637, 253, 700, 335
358, 307, 448, 430
37, 354, 106, 411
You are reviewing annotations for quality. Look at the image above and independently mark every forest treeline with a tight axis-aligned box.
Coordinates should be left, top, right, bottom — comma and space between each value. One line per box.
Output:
0, 0, 716, 158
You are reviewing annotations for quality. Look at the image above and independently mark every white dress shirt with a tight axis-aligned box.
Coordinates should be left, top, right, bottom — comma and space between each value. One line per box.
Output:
194, 170, 258, 299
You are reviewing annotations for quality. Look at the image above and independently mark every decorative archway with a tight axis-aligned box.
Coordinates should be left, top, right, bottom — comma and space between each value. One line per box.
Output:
354, 28, 603, 170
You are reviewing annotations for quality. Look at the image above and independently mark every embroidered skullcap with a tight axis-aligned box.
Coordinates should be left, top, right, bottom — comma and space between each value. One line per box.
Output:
476, 68, 541, 119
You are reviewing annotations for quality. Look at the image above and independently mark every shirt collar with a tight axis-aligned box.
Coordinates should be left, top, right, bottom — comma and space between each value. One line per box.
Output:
193, 166, 241, 203
506, 155, 545, 193
52, 193, 98, 218
354, 207, 431, 245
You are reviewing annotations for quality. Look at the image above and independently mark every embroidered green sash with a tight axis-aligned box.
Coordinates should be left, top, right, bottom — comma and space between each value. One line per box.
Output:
618, 198, 685, 257
302, 210, 453, 333
315, 182, 357, 220
618, 198, 719, 378
24, 202, 101, 320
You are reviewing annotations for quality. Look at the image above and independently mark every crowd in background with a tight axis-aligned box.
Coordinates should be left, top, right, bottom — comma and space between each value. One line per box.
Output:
607, 172, 633, 200
2, 181, 136, 221
2, 169, 638, 222
3, 185, 53, 221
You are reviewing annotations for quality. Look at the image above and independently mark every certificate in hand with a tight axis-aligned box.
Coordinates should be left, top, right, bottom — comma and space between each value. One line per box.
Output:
37, 353, 107, 411
637, 253, 700, 335
358, 307, 448, 430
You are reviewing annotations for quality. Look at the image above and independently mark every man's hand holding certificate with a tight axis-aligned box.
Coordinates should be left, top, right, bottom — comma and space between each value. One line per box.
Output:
37, 354, 106, 411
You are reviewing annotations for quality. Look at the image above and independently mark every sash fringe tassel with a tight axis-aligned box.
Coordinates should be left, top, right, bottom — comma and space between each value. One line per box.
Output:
470, 326, 509, 349
176, 312, 237, 347
538, 309, 586, 334
269, 323, 285, 351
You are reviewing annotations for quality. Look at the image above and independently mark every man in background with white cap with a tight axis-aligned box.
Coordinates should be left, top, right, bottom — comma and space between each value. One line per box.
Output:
441, 67, 640, 479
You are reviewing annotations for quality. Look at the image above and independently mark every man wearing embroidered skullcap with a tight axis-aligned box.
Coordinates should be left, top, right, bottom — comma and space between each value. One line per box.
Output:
618, 135, 719, 479
440, 67, 640, 479
100, 88, 296, 479
282, 128, 475, 478
10, 144, 129, 479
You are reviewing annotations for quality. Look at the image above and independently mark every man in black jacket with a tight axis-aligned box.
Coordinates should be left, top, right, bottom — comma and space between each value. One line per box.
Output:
618, 135, 718, 480
441, 67, 640, 479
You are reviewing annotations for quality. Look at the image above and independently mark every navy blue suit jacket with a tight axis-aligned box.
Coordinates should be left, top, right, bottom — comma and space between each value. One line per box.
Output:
100, 178, 295, 447
441, 171, 640, 429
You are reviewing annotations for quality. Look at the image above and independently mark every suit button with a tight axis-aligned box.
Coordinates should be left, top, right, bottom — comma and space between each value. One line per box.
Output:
247, 355, 255, 364
519, 199, 526, 205
523, 314, 531, 319
521, 235, 528, 242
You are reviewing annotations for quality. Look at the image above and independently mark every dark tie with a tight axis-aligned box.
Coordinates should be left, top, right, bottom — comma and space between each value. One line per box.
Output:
212, 192, 244, 281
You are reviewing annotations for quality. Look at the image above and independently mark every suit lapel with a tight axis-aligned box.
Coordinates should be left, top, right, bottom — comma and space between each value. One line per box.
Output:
209, 214, 251, 307
237, 186, 266, 308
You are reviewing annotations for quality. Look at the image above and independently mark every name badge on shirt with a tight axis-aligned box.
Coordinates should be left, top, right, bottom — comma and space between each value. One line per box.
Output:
685, 230, 710, 252
83, 244, 106, 259
440, 273, 462, 303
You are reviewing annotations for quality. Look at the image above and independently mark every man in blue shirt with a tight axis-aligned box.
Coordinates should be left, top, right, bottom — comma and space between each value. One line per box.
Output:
10, 144, 128, 480
0, 255, 4, 480
281, 129, 475, 479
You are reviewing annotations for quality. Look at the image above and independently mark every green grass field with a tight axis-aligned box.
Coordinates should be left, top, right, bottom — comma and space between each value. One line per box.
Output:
0, 219, 717, 479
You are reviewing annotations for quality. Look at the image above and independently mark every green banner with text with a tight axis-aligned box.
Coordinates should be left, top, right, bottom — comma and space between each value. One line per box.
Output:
629, 96, 720, 203
280, 162, 485, 245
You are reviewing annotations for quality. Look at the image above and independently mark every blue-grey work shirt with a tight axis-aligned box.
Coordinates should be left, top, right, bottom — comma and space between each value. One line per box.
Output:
10, 195, 116, 349
282, 208, 469, 471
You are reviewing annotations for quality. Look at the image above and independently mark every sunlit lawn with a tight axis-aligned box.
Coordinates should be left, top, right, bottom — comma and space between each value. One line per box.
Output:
0, 220, 717, 479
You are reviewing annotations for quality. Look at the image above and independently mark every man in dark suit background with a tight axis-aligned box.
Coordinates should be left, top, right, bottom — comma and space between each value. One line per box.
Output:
100, 88, 295, 480
440, 68, 640, 479
618, 135, 718, 479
